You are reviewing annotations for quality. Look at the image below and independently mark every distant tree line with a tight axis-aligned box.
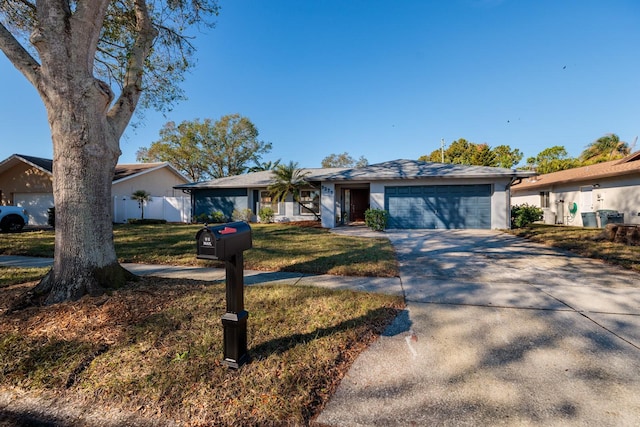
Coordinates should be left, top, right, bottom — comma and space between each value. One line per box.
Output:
137, 116, 633, 182
419, 139, 523, 169
418, 133, 632, 174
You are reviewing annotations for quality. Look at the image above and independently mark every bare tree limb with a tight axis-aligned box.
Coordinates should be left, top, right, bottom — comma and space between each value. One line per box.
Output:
71, 0, 110, 71
0, 21, 40, 88
107, 0, 158, 137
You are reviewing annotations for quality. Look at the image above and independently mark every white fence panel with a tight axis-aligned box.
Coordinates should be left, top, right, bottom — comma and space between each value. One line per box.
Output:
164, 197, 192, 223
113, 196, 191, 223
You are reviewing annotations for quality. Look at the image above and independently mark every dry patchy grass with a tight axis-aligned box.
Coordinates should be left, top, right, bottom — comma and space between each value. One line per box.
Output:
0, 274, 404, 426
508, 224, 640, 272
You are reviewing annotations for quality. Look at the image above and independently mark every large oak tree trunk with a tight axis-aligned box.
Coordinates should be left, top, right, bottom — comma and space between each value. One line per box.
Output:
26, 1, 145, 305
2, 0, 157, 304
34, 80, 134, 304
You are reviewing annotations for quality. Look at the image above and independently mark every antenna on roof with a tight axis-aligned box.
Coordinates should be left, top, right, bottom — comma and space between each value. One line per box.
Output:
630, 136, 638, 152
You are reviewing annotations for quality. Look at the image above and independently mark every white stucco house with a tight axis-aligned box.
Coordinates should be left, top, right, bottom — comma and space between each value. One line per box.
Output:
176, 159, 534, 229
0, 154, 191, 225
511, 151, 640, 227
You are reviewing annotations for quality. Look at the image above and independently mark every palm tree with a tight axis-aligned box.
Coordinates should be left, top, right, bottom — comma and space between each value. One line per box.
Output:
131, 190, 152, 219
248, 159, 281, 173
268, 161, 320, 220
580, 134, 630, 164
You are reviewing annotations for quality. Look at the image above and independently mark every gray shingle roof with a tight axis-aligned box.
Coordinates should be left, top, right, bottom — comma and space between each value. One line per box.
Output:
309, 159, 533, 181
174, 168, 348, 189
175, 159, 533, 190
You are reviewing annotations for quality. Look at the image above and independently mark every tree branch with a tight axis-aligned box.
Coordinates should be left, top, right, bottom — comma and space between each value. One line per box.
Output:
107, 0, 158, 137
71, 0, 110, 71
10, 0, 36, 12
0, 21, 41, 88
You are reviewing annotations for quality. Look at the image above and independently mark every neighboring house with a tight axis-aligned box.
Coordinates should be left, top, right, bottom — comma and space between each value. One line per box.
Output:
0, 154, 191, 225
176, 159, 534, 229
511, 151, 640, 227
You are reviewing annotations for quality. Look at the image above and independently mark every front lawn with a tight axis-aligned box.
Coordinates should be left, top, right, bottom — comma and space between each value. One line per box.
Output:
0, 271, 404, 426
507, 224, 640, 272
0, 222, 398, 277
0, 223, 401, 424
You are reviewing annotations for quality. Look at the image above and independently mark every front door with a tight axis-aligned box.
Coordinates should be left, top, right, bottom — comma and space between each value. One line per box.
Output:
350, 189, 369, 222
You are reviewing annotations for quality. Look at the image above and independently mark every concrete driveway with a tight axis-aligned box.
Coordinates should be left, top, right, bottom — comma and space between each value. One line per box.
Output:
317, 230, 640, 426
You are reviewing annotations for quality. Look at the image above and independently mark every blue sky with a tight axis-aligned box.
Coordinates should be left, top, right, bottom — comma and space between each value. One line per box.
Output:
1, 0, 639, 169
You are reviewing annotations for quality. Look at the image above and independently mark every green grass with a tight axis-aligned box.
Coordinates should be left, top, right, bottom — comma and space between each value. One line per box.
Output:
0, 223, 398, 277
0, 266, 49, 288
0, 224, 401, 424
507, 224, 640, 272
0, 274, 404, 425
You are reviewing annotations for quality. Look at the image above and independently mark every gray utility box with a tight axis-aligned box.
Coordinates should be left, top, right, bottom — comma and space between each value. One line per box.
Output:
597, 210, 624, 228
196, 221, 252, 261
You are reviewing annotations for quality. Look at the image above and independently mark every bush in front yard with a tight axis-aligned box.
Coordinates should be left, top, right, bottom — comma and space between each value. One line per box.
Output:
194, 211, 227, 224
127, 218, 167, 225
511, 203, 543, 228
258, 207, 274, 223
232, 208, 254, 222
364, 208, 389, 232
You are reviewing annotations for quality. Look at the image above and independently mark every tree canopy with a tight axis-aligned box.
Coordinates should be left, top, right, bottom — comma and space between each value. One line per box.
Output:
580, 133, 630, 164
419, 139, 522, 168
138, 114, 272, 180
248, 159, 281, 173
321, 152, 369, 168
525, 146, 580, 174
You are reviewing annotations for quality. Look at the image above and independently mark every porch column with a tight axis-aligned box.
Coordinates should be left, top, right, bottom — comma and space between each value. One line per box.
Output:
321, 182, 336, 228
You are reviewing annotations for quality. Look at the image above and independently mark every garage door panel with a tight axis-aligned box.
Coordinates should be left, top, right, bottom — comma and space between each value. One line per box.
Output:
14, 193, 54, 226
385, 185, 491, 229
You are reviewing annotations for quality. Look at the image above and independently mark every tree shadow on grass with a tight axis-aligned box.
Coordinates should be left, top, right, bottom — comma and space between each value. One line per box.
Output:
250, 306, 404, 359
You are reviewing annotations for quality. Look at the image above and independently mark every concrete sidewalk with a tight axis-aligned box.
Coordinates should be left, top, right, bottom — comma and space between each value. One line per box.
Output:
0, 255, 404, 296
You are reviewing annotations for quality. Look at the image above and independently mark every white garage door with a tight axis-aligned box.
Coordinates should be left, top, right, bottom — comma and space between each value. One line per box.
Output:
14, 193, 54, 226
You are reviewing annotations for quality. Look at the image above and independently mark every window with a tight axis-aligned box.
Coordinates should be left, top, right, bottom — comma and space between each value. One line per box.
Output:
260, 191, 279, 215
540, 191, 550, 208
299, 190, 320, 215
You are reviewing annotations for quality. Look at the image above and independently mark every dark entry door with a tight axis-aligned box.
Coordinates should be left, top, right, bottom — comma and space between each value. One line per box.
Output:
350, 189, 369, 222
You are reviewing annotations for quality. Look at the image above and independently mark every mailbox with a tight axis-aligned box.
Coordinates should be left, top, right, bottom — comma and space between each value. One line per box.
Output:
196, 221, 252, 261
195, 221, 253, 369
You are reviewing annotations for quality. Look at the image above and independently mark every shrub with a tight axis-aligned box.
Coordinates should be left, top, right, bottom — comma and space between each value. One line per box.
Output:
127, 218, 167, 225
232, 208, 253, 222
210, 211, 226, 223
194, 213, 209, 224
364, 208, 389, 232
194, 210, 227, 224
258, 207, 274, 223
511, 203, 543, 228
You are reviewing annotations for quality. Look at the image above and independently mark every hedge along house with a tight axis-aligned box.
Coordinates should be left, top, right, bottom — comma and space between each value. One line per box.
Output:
176, 159, 535, 229
510, 151, 640, 227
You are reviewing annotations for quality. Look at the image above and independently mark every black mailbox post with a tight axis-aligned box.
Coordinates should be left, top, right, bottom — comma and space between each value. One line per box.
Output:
196, 221, 252, 369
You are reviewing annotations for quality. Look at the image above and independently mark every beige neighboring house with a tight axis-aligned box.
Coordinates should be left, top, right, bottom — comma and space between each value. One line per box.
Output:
0, 154, 191, 225
511, 151, 640, 227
